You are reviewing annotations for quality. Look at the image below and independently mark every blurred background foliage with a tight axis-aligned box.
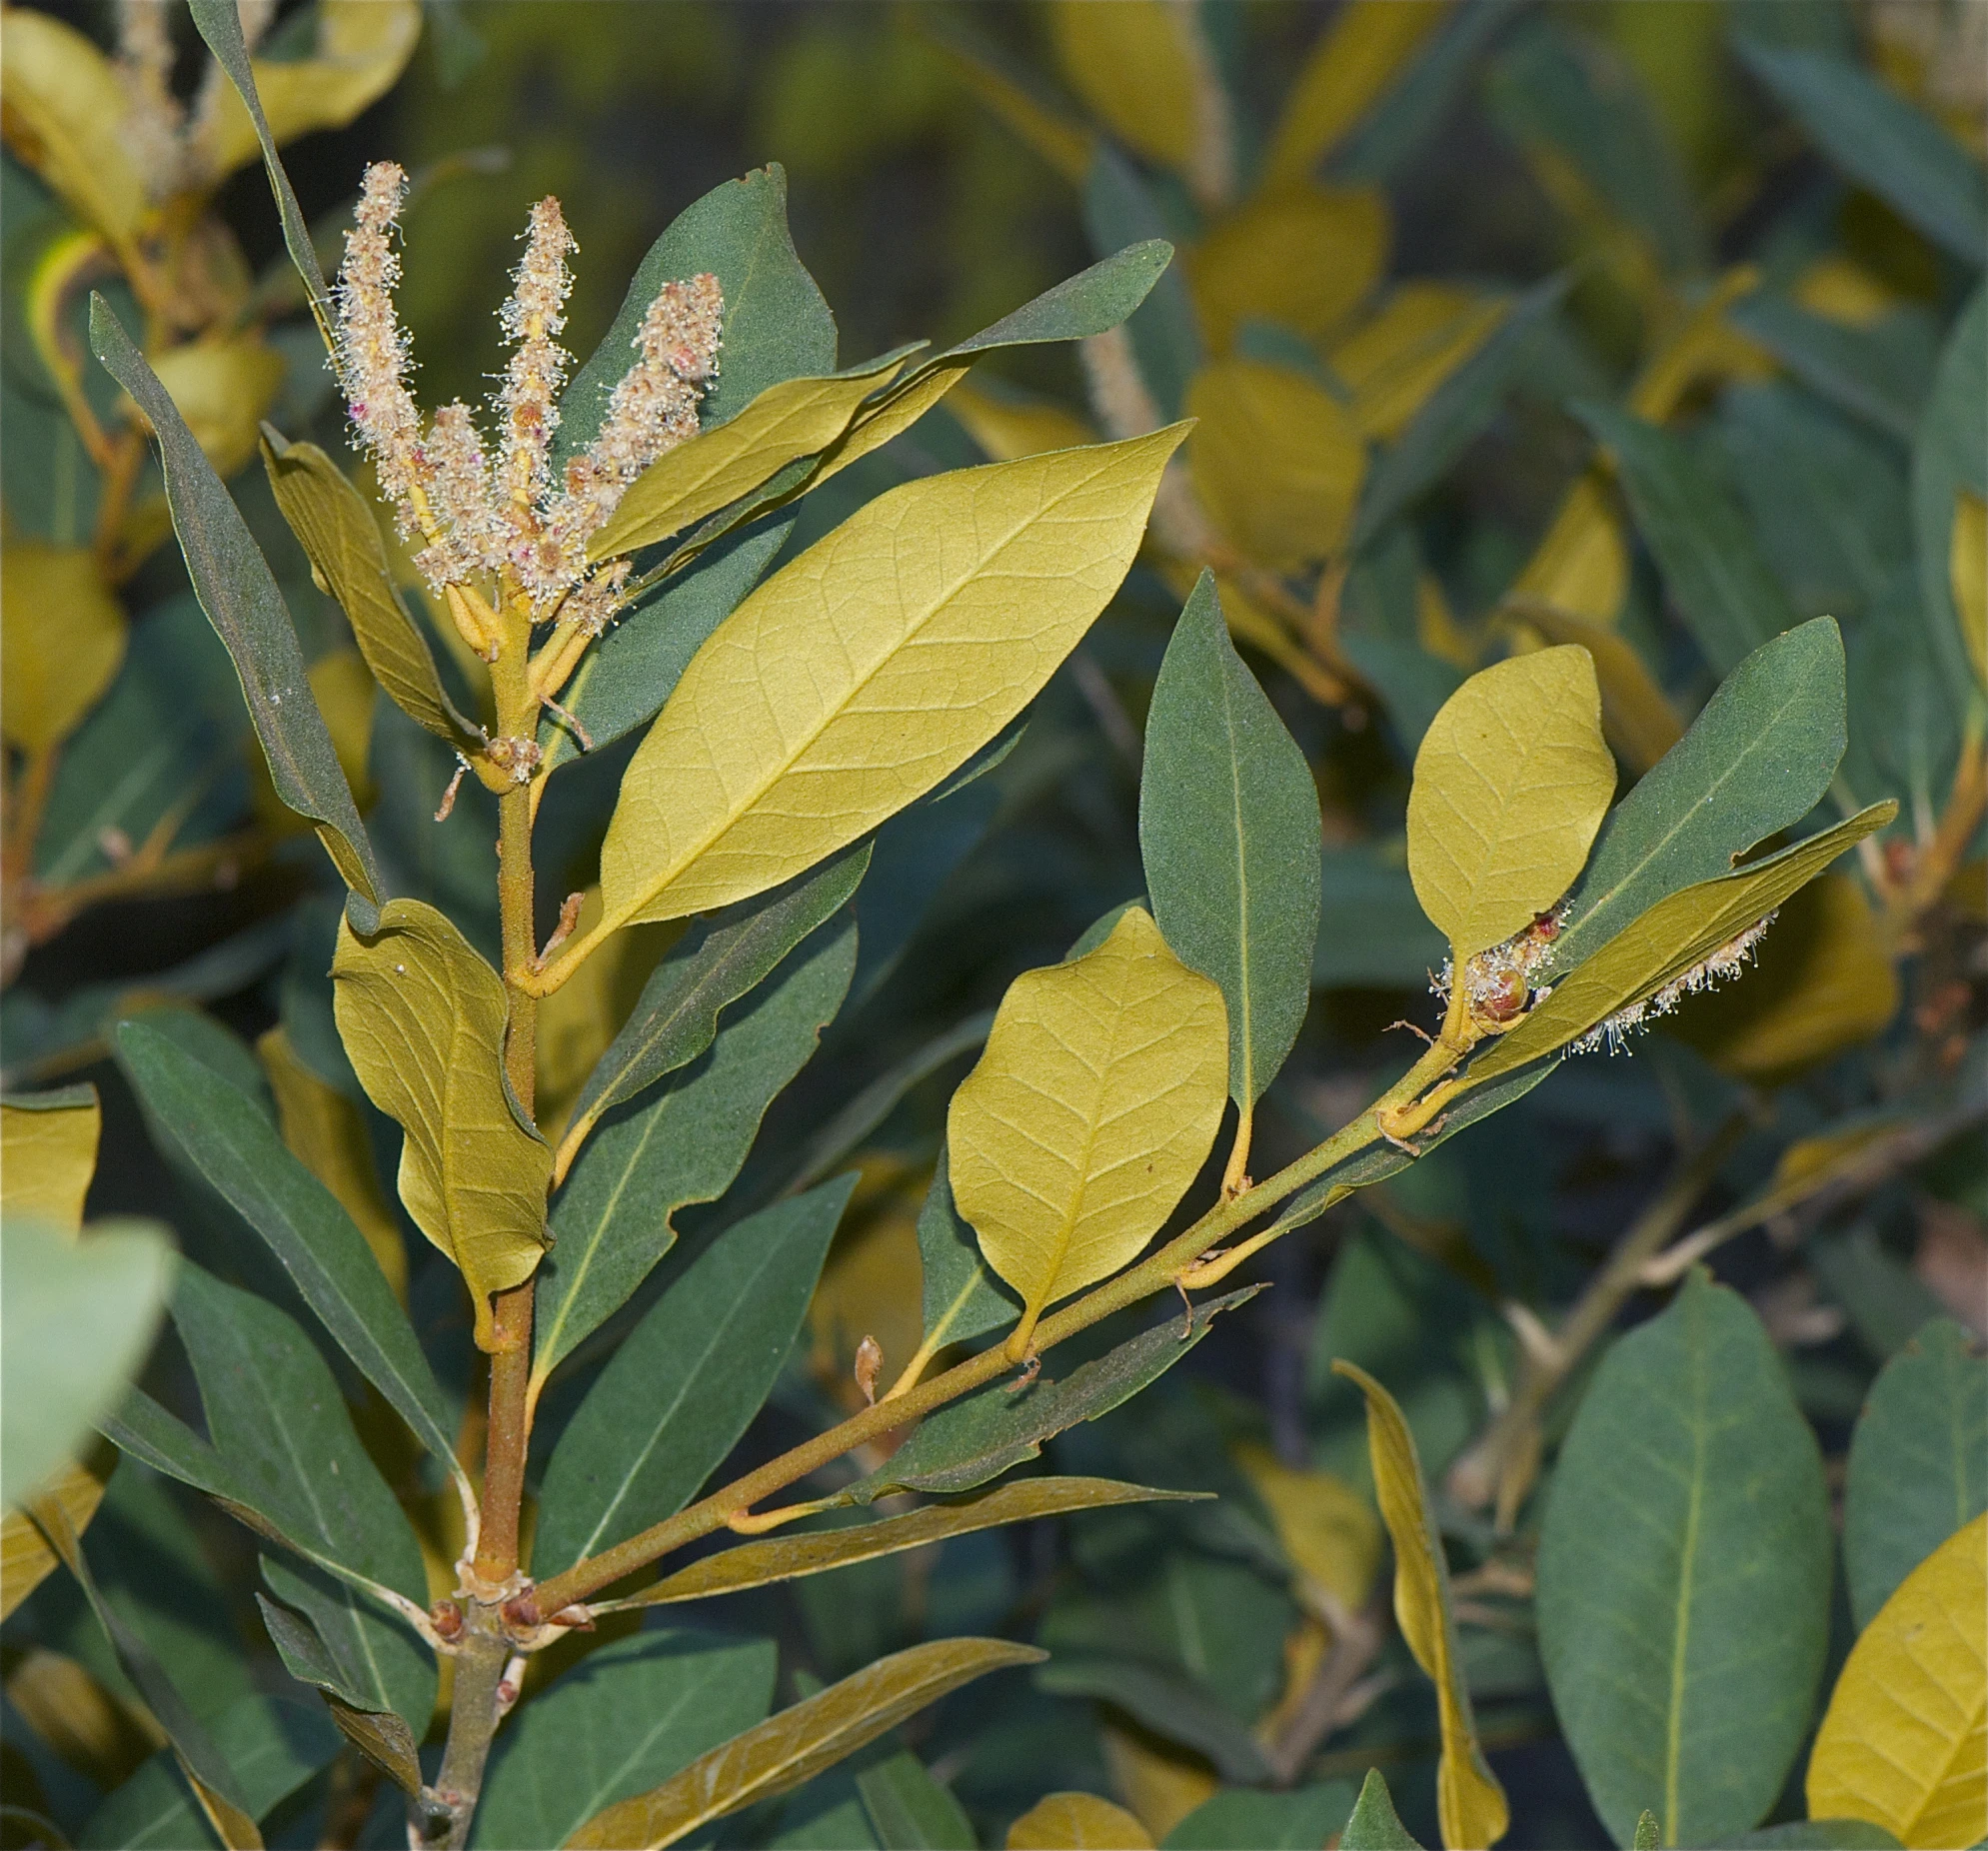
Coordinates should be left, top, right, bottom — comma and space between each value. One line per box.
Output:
2, 2, 1983, 1847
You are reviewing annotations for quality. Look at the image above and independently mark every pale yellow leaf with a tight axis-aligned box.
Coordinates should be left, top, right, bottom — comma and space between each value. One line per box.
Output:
800, 360, 974, 498
1099, 1720, 1216, 1843
1807, 1512, 1987, 1850
1262, 0, 1452, 187
1189, 186, 1389, 352
0, 542, 126, 756
806, 1157, 927, 1412
1504, 606, 1682, 776
1007, 1792, 1154, 1849
947, 379, 1097, 463
0, 1088, 100, 1235
4, 1642, 160, 1788
0, 1451, 111, 1622
1952, 491, 1985, 693
1332, 1361, 1509, 1851
1405, 647, 1615, 957
0, 7, 146, 244
564, 1639, 1044, 1849
147, 335, 286, 480
1048, 1, 1195, 170
948, 907, 1227, 1358
1232, 1441, 1383, 1615
1334, 285, 1506, 443
591, 430, 1185, 939
256, 1026, 407, 1302
1510, 474, 1628, 626
1187, 359, 1365, 569
331, 900, 550, 1348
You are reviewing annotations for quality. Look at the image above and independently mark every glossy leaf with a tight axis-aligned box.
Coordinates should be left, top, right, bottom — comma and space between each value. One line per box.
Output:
113, 1020, 458, 1478
565, 1639, 1044, 1849
472, 1631, 776, 1851
1141, 574, 1323, 1114
848, 1288, 1259, 1503
88, 299, 382, 914
534, 911, 856, 1386
332, 899, 550, 1349
1405, 646, 1614, 958
1007, 1792, 1154, 1849
948, 907, 1227, 1353
915, 1144, 1020, 1355
1550, 619, 1847, 975
620, 1478, 1193, 1608
1806, 1514, 1987, 1850
1844, 1319, 1988, 1630
0, 541, 125, 755
1341, 1770, 1425, 1851
1, 1216, 173, 1507
1911, 289, 1987, 724
1263, 0, 1451, 185
1537, 1271, 1831, 1848
595, 429, 1187, 931
1333, 1361, 1508, 1851
535, 1177, 855, 1575
0, 1083, 100, 1233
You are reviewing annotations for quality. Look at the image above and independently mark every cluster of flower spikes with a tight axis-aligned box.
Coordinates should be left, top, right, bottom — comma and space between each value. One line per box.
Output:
1433, 905, 1566, 1026
333, 162, 723, 637
1569, 913, 1777, 1054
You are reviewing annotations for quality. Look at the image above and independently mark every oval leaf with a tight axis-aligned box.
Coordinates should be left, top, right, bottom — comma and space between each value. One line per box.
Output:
1007, 1792, 1154, 1849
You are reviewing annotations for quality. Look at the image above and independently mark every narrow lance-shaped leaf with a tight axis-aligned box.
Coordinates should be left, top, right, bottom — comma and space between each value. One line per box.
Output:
0, 1082, 100, 1231
562, 1639, 1046, 1851
1333, 1361, 1508, 1851
1406, 646, 1615, 959
88, 298, 383, 918
332, 900, 551, 1349
949, 907, 1227, 1359
857, 1751, 978, 1851
585, 429, 1187, 945
1141, 573, 1322, 1136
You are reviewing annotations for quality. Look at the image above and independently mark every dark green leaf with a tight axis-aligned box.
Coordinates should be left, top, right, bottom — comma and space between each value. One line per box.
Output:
916, 1144, 1019, 1354
1537, 1270, 1832, 1848
1340, 1769, 1424, 1851
1726, 295, 1940, 445
1162, 1783, 1357, 1850
856, 1750, 976, 1851
1082, 150, 1201, 420
1843, 1317, 1988, 1629
1910, 286, 1987, 727
1811, 1225, 1950, 1362
848, 1288, 1261, 1503
535, 912, 857, 1382
535, 1177, 856, 1575
1337, 0, 1525, 183
1734, 38, 1988, 265
1576, 399, 1796, 677
1718, 1824, 1903, 1849
1314, 845, 1450, 987
946, 241, 1173, 360
87, 299, 382, 922
1551, 617, 1846, 973
257, 1552, 435, 1739
1034, 1652, 1270, 1783
470, 1630, 777, 1851
1141, 573, 1322, 1111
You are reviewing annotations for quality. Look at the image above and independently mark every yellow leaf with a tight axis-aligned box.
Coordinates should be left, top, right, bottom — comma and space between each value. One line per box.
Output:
947, 379, 1097, 462
1791, 256, 1898, 330
193, 0, 422, 180
802, 360, 974, 497
1232, 1441, 1383, 1616
564, 1639, 1045, 1849
1333, 285, 1506, 443
807, 1157, 928, 1412
1952, 491, 1986, 693
0, 7, 146, 245
948, 907, 1227, 1360
1187, 359, 1365, 569
588, 431, 1185, 942
1332, 1361, 1509, 1851
1504, 606, 1682, 776
0, 1450, 111, 1622
1406, 647, 1615, 958
1190, 186, 1390, 353
308, 650, 376, 811
1626, 267, 1771, 426
1262, 0, 1452, 187
1007, 1793, 1155, 1849
0, 1087, 100, 1235
1048, 2, 1196, 171
1099, 1720, 1216, 1843
1418, 572, 1477, 671
3, 1642, 160, 1789
0, 542, 126, 757
1510, 474, 1629, 626
1674, 875, 1900, 1079
146, 335, 286, 480
255, 1026, 407, 1303
1807, 1512, 1987, 1850
331, 900, 550, 1348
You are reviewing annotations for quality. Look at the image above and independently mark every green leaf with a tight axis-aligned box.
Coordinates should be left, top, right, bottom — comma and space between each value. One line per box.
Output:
1726, 295, 1937, 446
1636, 1812, 1661, 1851
533, 911, 856, 1388
2, 1215, 174, 1506
1720, 1825, 1902, 1849
1140, 573, 1323, 1115
617, 1478, 1194, 1608
915, 1144, 1020, 1356
1550, 618, 1847, 975
1162, 1784, 1357, 1850
1313, 845, 1450, 988
259, 428, 480, 751
1576, 400, 1796, 678
332, 899, 551, 1350
1352, 272, 1568, 550
1911, 287, 1987, 721
112, 1019, 461, 1486
471, 1630, 777, 1851
563, 1639, 1045, 1851
1034, 1651, 1271, 1784
1406, 646, 1616, 958
1844, 1318, 1988, 1631
1340, 1769, 1424, 1851
856, 1750, 976, 1851
557, 845, 869, 1181
1733, 39, 1988, 266
87, 298, 382, 919
534, 1177, 856, 1575
1082, 151, 1201, 420
847, 1288, 1261, 1503
1537, 1270, 1832, 1848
